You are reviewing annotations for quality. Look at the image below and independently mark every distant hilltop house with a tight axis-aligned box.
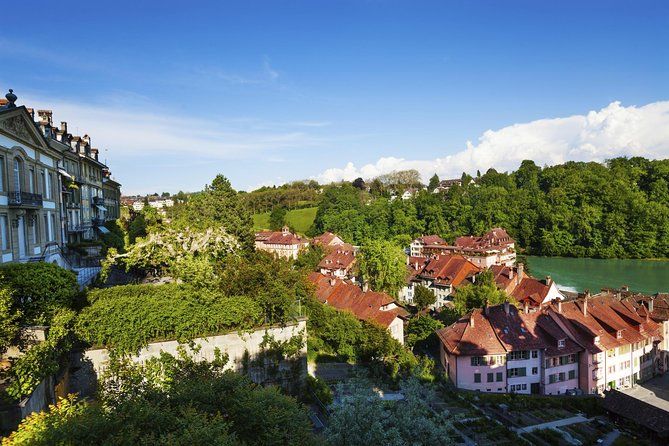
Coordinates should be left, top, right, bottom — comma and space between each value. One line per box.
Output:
309, 272, 408, 344
254, 226, 309, 260
437, 291, 668, 396
318, 243, 357, 280
432, 178, 462, 193
129, 196, 174, 211
400, 254, 480, 309
412, 228, 516, 268
311, 231, 345, 247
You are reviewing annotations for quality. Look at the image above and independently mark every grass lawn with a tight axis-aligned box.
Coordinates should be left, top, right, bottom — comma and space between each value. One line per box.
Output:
252, 207, 317, 234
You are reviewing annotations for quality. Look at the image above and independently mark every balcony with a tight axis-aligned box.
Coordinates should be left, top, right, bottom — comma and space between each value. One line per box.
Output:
66, 224, 87, 233
92, 217, 106, 226
93, 196, 105, 206
66, 202, 81, 209
8, 191, 43, 208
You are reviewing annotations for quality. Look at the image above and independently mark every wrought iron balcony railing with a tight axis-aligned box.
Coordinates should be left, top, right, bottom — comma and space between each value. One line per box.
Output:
8, 191, 43, 208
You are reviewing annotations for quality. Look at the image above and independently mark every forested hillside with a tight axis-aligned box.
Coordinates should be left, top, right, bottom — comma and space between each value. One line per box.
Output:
309, 157, 669, 259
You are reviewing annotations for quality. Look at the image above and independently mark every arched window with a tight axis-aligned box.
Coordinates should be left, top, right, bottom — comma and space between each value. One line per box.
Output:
13, 158, 23, 193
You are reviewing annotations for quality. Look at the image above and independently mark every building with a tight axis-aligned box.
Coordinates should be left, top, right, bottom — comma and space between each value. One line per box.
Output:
309, 272, 407, 344
317, 243, 356, 280
491, 263, 563, 308
0, 89, 121, 266
439, 228, 516, 268
400, 254, 480, 309
437, 293, 666, 395
312, 231, 345, 247
254, 226, 309, 259
409, 235, 447, 257
432, 178, 462, 193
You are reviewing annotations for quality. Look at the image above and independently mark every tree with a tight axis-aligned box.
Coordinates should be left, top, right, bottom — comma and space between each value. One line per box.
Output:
413, 285, 436, 310
358, 239, 408, 296
352, 177, 366, 190
406, 315, 444, 350
4, 353, 318, 446
428, 173, 440, 190
0, 287, 21, 357
169, 174, 254, 252
452, 269, 509, 316
269, 206, 287, 230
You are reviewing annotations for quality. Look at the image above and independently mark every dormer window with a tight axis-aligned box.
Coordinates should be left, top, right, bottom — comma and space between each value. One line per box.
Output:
558, 339, 565, 348
616, 330, 623, 339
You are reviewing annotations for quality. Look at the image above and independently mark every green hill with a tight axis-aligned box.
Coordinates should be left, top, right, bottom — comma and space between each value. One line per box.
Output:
252, 207, 317, 235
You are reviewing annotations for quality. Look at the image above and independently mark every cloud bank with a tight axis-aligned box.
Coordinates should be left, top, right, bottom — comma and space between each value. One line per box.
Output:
315, 101, 669, 183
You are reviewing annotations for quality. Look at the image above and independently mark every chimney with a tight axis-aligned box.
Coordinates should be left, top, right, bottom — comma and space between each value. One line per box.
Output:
469, 314, 475, 328
523, 300, 529, 314
281, 225, 289, 235
484, 304, 489, 316
414, 261, 419, 270
648, 299, 654, 313
329, 278, 336, 287
83, 134, 91, 146
406, 256, 410, 265
557, 299, 562, 314
545, 275, 552, 286
517, 263, 523, 286
37, 109, 53, 125
582, 297, 588, 317
508, 268, 514, 280
60, 121, 68, 133
504, 301, 510, 315
621, 285, 629, 292
362, 282, 369, 293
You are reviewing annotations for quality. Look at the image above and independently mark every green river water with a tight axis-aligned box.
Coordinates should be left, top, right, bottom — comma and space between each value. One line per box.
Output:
526, 256, 669, 295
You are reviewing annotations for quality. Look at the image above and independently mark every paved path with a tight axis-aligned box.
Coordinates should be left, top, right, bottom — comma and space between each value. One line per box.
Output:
621, 372, 669, 412
515, 415, 589, 433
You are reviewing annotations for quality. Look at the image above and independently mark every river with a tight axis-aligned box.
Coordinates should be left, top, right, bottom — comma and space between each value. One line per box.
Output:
526, 256, 669, 295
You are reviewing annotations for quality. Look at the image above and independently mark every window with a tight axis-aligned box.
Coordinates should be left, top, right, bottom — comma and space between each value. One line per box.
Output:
496, 372, 503, 382
558, 339, 565, 348
474, 373, 481, 383
40, 171, 45, 196
532, 367, 538, 375
507, 351, 530, 361
568, 370, 576, 380
559, 372, 566, 382
487, 373, 494, 383
31, 218, 37, 244
50, 213, 56, 241
43, 214, 48, 242
521, 384, 527, 390
471, 356, 488, 366
532, 350, 538, 358
46, 171, 52, 199
508, 367, 526, 377
0, 215, 9, 250
14, 158, 22, 192
549, 374, 557, 384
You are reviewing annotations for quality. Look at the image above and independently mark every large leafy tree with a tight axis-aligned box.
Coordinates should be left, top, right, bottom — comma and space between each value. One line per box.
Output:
358, 239, 408, 296
413, 285, 436, 310
169, 174, 254, 252
269, 206, 287, 230
452, 269, 509, 316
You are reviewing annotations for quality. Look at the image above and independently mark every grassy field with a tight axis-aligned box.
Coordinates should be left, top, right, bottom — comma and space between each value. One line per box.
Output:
252, 207, 317, 235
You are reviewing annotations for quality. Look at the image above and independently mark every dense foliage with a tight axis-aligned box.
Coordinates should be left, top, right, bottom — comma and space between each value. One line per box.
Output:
324, 376, 455, 445
3, 353, 319, 446
168, 175, 254, 252
241, 180, 321, 214
76, 284, 265, 353
406, 315, 444, 351
358, 239, 408, 296
0, 263, 80, 325
452, 269, 509, 316
310, 157, 669, 258
269, 206, 287, 230
1, 309, 76, 403
413, 284, 437, 310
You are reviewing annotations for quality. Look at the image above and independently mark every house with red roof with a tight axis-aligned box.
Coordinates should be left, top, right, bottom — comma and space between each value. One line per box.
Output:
308, 272, 408, 344
317, 243, 357, 280
439, 228, 516, 268
409, 235, 447, 257
437, 293, 665, 395
254, 226, 309, 259
399, 254, 480, 310
491, 263, 563, 308
311, 232, 345, 248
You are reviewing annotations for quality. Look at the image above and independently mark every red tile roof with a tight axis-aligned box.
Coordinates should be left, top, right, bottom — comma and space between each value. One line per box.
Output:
491, 265, 551, 307
255, 229, 307, 246
318, 243, 356, 273
416, 235, 446, 245
437, 309, 507, 356
454, 227, 514, 252
308, 272, 408, 329
312, 232, 343, 246
417, 254, 480, 287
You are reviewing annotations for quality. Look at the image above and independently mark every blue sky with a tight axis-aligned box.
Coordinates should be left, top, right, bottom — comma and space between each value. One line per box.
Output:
1, 0, 668, 194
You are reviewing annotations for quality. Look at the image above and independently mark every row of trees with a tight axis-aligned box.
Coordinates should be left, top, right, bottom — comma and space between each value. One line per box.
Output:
309, 157, 669, 259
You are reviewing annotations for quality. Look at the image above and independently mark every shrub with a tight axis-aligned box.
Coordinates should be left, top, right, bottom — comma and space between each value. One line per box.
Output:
0, 263, 80, 325
75, 284, 265, 353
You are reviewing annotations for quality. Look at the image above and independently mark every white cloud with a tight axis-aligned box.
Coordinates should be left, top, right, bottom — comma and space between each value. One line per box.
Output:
314, 101, 669, 183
